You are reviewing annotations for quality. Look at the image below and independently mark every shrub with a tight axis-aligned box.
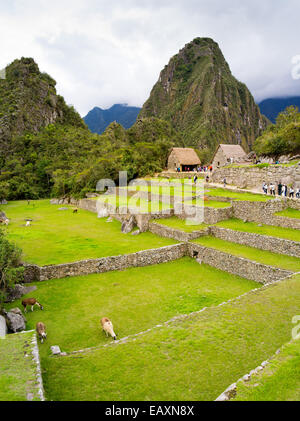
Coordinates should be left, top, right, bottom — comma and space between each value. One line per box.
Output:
0, 230, 24, 309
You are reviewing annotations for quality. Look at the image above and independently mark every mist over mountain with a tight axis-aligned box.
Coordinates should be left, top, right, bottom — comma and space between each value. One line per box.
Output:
258, 97, 300, 123
83, 104, 141, 134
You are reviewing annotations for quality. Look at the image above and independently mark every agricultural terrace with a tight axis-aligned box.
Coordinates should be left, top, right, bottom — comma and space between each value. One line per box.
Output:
194, 236, 300, 272
150, 217, 209, 233
275, 208, 300, 219
0, 331, 40, 401
41, 274, 300, 401
205, 188, 273, 202
3, 200, 176, 266
215, 219, 300, 242
233, 339, 300, 401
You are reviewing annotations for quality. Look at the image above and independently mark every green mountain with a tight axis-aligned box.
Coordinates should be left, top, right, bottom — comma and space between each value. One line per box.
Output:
84, 104, 141, 134
139, 37, 269, 161
0, 57, 85, 155
0, 58, 175, 200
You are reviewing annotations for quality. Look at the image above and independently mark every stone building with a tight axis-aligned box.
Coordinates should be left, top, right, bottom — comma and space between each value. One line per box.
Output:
212, 144, 248, 169
167, 148, 201, 172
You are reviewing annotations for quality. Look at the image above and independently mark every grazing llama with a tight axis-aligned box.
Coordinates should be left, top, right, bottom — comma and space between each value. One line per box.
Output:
101, 317, 117, 340
36, 322, 47, 343
22, 298, 44, 313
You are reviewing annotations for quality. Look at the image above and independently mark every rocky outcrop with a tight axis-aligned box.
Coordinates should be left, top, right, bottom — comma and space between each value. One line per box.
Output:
5, 284, 37, 303
4, 308, 26, 333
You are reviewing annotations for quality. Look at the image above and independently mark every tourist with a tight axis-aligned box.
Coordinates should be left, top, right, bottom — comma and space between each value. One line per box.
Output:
262, 182, 268, 195
193, 175, 198, 184
296, 188, 300, 199
223, 178, 227, 188
278, 182, 282, 196
206, 175, 210, 183
282, 185, 287, 197
289, 186, 295, 198
270, 183, 276, 196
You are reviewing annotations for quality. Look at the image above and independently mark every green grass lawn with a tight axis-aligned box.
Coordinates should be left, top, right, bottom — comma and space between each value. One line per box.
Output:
206, 188, 273, 202
5, 258, 258, 357
0, 331, 40, 401
152, 217, 209, 233
216, 218, 300, 242
193, 236, 300, 272
184, 199, 232, 208
275, 208, 300, 219
42, 274, 300, 401
2, 200, 177, 266
95, 194, 174, 212
233, 339, 300, 401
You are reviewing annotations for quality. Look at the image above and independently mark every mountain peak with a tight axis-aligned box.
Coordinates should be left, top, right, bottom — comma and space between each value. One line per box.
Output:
139, 37, 268, 160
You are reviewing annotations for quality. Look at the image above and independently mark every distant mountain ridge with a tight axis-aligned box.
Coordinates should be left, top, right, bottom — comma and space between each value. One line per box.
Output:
258, 97, 300, 123
84, 104, 141, 134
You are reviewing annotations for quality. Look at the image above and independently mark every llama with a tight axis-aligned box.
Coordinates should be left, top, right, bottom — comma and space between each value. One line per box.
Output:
101, 317, 117, 340
22, 298, 44, 313
36, 322, 47, 343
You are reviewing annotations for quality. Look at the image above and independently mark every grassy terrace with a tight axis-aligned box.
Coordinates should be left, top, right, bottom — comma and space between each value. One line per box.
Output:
0, 331, 40, 401
95, 194, 173, 212
275, 208, 300, 219
151, 217, 208, 233
215, 219, 300, 242
193, 237, 300, 272
42, 274, 300, 401
233, 339, 300, 401
5, 258, 258, 355
184, 199, 231, 208
206, 188, 273, 202
3, 200, 176, 266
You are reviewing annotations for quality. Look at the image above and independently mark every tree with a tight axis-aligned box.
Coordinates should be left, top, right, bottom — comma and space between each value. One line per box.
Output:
0, 230, 24, 309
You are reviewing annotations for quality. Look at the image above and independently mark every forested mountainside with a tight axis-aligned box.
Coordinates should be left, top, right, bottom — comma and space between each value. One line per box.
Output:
139, 37, 269, 162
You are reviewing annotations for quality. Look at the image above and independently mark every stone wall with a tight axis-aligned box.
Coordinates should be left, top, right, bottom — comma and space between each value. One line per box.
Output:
149, 222, 209, 242
176, 204, 233, 225
187, 243, 293, 284
232, 200, 300, 229
211, 164, 300, 189
23, 244, 188, 282
210, 226, 300, 258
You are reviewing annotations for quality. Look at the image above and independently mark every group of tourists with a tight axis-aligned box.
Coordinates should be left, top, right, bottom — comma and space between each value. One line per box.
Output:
262, 182, 299, 199
176, 166, 213, 173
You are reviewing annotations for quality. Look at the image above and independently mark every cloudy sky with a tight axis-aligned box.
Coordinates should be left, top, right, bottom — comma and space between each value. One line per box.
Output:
0, 0, 300, 116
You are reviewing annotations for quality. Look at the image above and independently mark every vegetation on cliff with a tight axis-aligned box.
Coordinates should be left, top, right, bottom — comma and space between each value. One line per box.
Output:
254, 106, 300, 157
139, 37, 269, 162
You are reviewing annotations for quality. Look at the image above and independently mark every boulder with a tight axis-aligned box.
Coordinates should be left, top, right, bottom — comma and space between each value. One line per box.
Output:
5, 284, 37, 303
5, 308, 26, 333
0, 315, 7, 338
131, 229, 140, 236
51, 345, 61, 355
121, 216, 136, 234
0, 200, 7, 205
50, 199, 59, 205
58, 207, 69, 211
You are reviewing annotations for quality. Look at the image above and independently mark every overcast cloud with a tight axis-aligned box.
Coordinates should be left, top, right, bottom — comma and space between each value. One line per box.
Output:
0, 0, 299, 116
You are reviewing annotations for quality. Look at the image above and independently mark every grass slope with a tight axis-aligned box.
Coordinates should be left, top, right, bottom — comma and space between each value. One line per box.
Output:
0, 331, 40, 401
152, 217, 208, 233
234, 339, 300, 401
193, 237, 300, 272
43, 274, 300, 401
206, 188, 272, 202
5, 258, 258, 355
2, 200, 176, 266
216, 219, 300, 242
275, 208, 300, 219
